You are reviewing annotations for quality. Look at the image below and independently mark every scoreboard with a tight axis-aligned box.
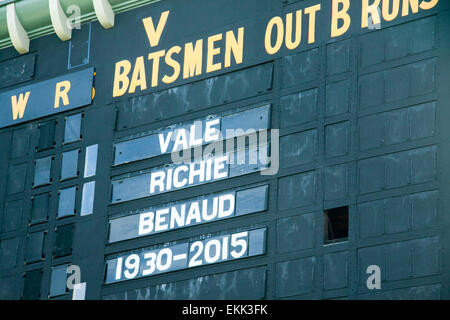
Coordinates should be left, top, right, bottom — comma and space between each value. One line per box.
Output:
0, 0, 449, 301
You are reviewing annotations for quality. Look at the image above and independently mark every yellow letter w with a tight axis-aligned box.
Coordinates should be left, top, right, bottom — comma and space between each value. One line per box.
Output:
11, 91, 30, 120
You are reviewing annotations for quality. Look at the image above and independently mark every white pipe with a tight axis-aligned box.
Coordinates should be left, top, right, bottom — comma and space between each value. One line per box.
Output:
6, 3, 30, 54
49, 0, 72, 41
93, 0, 115, 29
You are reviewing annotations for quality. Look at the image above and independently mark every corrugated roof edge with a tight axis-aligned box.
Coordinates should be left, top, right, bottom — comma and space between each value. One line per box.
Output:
0, 0, 160, 51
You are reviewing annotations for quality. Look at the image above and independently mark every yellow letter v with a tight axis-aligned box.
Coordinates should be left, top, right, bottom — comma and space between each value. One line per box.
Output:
142, 10, 170, 47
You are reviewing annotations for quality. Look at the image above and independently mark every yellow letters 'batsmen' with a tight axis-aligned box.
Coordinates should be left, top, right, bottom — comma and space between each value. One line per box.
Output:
54, 81, 71, 109
11, 91, 30, 120
207, 34, 222, 73
225, 27, 244, 68
148, 50, 166, 87
163, 46, 182, 84
129, 56, 147, 93
183, 40, 203, 79
113, 60, 131, 97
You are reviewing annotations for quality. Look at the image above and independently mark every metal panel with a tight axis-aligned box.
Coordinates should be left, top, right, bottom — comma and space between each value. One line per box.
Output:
0, 0, 448, 301
23, 270, 43, 300
0, 68, 94, 129
0, 53, 36, 88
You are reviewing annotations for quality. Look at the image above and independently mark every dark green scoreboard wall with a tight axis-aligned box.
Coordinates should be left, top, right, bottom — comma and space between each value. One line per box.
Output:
0, 0, 449, 299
